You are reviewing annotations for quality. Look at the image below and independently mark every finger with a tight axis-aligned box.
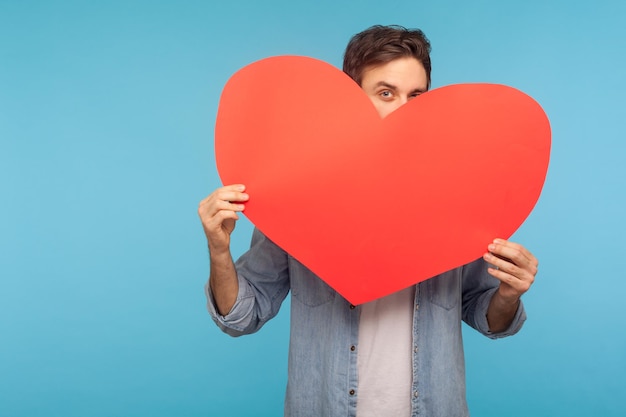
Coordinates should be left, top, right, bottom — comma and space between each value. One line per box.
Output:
489, 239, 532, 263
216, 190, 249, 204
483, 252, 536, 296
200, 203, 245, 228
198, 184, 247, 205
198, 187, 249, 217
483, 252, 524, 279
216, 184, 248, 200
488, 239, 538, 273
204, 209, 240, 231
486, 266, 533, 295
213, 197, 247, 211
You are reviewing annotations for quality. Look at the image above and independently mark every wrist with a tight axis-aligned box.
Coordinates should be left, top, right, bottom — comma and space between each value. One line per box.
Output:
493, 288, 520, 309
208, 242, 232, 260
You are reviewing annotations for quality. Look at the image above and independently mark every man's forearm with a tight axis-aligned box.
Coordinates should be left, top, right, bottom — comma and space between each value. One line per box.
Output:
209, 249, 239, 316
486, 291, 520, 333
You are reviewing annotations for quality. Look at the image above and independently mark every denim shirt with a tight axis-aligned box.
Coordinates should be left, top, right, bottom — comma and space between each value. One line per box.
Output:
206, 228, 526, 417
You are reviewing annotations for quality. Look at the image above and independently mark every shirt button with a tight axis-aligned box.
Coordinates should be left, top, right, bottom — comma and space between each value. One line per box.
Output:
414, 346, 418, 353
349, 304, 356, 310
350, 345, 356, 352
414, 391, 419, 398
349, 389, 355, 396
415, 304, 419, 310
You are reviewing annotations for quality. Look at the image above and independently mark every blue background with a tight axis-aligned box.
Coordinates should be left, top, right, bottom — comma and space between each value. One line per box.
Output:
1, 1, 624, 416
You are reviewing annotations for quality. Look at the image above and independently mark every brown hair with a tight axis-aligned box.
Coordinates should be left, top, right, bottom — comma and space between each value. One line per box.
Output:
343, 25, 432, 88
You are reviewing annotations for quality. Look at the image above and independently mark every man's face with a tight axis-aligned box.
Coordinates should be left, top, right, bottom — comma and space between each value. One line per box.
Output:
360, 57, 428, 119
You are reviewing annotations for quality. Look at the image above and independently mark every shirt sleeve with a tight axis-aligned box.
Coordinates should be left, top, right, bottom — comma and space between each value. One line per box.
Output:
460, 258, 527, 339
205, 228, 291, 337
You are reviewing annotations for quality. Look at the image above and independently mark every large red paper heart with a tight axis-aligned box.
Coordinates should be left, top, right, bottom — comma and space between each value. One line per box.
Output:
215, 56, 550, 305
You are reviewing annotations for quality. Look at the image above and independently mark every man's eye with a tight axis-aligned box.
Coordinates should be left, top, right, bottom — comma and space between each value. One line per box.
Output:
380, 90, 392, 98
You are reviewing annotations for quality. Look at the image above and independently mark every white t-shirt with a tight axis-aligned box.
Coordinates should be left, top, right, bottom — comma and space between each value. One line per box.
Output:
356, 285, 415, 417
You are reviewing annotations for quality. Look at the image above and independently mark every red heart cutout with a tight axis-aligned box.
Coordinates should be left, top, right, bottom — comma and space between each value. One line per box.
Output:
215, 56, 550, 305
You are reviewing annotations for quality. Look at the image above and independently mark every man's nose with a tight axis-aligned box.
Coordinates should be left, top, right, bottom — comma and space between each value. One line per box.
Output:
392, 97, 409, 112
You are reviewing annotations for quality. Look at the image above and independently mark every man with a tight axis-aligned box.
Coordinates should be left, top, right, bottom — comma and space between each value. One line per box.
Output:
199, 25, 538, 417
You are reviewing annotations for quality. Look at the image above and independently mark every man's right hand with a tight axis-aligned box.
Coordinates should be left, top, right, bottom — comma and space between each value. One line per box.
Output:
197, 184, 249, 255
198, 184, 249, 315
